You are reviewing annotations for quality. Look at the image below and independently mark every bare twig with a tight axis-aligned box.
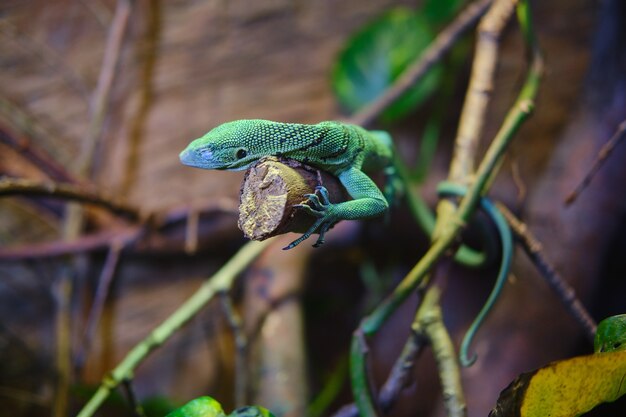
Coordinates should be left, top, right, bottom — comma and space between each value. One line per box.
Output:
77, 0, 134, 177
348, 0, 494, 127
378, 331, 424, 409
449, 0, 518, 183
564, 119, 626, 205
0, 178, 142, 221
496, 203, 597, 341
0, 228, 142, 261
0, 201, 238, 261
418, 287, 466, 417
75, 240, 125, 370
336, 334, 422, 417
0, 98, 78, 178
0, 126, 82, 184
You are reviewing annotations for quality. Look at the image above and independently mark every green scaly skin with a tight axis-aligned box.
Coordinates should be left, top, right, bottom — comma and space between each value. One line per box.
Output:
180, 119, 393, 250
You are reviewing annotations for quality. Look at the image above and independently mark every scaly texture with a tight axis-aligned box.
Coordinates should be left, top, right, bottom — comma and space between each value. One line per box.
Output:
180, 120, 393, 249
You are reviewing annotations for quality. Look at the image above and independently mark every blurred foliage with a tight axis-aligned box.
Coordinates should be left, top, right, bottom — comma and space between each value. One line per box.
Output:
142, 396, 179, 417
423, 0, 467, 25
331, 0, 466, 123
331, 7, 441, 122
166, 396, 225, 417
165, 396, 276, 417
594, 314, 626, 353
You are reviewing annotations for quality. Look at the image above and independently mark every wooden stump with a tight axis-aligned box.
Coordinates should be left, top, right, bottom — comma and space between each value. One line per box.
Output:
238, 157, 349, 241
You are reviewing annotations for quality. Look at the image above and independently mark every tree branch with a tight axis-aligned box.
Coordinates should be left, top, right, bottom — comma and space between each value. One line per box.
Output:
0, 178, 141, 221
564, 119, 626, 205
496, 202, 597, 341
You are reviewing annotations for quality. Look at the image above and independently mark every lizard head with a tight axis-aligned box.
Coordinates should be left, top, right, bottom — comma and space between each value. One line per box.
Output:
180, 120, 269, 171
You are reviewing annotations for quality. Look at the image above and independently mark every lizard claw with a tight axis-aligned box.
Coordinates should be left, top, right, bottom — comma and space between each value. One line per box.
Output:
303, 193, 324, 210
314, 185, 331, 204
283, 186, 337, 250
293, 203, 325, 218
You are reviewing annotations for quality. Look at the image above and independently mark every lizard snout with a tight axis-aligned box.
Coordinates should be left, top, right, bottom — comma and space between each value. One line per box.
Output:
179, 145, 218, 170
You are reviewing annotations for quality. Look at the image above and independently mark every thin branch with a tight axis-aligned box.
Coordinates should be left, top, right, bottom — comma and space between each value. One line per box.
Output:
417, 287, 466, 417
0, 227, 142, 261
333, 305, 426, 417
377, 331, 424, 410
496, 203, 597, 341
0, 178, 142, 221
338, 287, 463, 417
77, 0, 134, 177
350, 329, 380, 417
0, 98, 79, 181
448, 0, 518, 183
348, 0, 494, 127
0, 201, 238, 261
564, 119, 626, 205
76, 240, 272, 417
75, 240, 125, 370
0, 126, 82, 184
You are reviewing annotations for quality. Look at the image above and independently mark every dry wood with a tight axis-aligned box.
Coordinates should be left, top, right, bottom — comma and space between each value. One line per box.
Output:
238, 157, 349, 241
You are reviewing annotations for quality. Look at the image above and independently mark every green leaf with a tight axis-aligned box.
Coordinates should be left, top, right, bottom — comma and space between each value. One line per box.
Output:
595, 314, 626, 353
331, 7, 441, 122
165, 396, 226, 417
164, 397, 277, 417
490, 350, 626, 417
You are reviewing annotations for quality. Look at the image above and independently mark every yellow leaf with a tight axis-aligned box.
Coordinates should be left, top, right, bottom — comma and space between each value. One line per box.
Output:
491, 350, 626, 417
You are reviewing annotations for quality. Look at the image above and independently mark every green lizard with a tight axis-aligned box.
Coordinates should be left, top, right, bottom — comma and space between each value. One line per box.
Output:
180, 119, 394, 250
180, 119, 513, 367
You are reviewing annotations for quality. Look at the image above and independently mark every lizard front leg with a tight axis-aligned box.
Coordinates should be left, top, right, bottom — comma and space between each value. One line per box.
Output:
283, 167, 388, 250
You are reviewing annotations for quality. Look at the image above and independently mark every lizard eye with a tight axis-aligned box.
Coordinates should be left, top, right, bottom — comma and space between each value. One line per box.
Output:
236, 148, 247, 159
